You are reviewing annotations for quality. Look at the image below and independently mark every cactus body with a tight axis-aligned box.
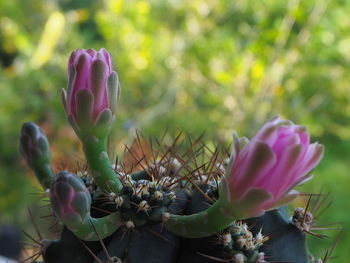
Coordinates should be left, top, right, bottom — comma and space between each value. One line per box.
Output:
247, 207, 309, 262
32, 171, 315, 263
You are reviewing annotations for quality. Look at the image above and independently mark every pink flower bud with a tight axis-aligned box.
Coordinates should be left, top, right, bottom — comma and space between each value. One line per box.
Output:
62, 48, 120, 132
50, 171, 91, 224
222, 117, 324, 218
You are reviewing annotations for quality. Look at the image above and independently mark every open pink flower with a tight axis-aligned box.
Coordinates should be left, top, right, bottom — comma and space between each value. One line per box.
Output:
62, 48, 120, 127
222, 117, 324, 218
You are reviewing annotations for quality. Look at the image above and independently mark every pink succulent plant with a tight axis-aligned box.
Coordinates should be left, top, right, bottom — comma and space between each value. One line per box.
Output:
61, 48, 120, 127
222, 117, 324, 218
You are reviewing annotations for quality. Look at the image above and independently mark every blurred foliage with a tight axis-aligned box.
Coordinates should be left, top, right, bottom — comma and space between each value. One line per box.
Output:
0, 0, 349, 260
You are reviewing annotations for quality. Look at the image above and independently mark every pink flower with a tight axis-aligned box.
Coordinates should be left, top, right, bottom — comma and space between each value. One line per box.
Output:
222, 117, 324, 218
62, 48, 120, 127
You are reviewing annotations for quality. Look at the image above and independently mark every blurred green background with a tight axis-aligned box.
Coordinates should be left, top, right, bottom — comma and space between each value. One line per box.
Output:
0, 0, 349, 260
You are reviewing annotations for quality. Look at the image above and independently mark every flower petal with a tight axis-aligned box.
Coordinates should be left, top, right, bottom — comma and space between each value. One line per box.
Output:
237, 187, 273, 219
75, 89, 94, 128
107, 71, 120, 114
253, 123, 279, 147
299, 143, 324, 175
232, 141, 276, 198
90, 59, 109, 118
100, 48, 112, 70
266, 189, 299, 210
70, 53, 92, 114
258, 144, 303, 195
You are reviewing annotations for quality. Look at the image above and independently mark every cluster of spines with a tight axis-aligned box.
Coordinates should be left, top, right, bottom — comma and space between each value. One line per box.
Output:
97, 169, 179, 227
220, 221, 268, 262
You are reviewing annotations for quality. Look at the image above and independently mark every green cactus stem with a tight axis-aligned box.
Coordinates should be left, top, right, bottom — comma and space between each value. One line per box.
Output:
83, 135, 123, 195
63, 213, 123, 242
164, 182, 271, 238
164, 197, 234, 238
29, 161, 54, 190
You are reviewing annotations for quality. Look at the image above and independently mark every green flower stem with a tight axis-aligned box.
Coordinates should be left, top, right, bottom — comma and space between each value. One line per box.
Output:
164, 197, 236, 238
83, 135, 123, 194
32, 163, 55, 190
164, 181, 272, 238
65, 212, 123, 241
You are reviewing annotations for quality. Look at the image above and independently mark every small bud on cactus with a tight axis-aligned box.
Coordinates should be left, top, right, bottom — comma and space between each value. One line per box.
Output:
49, 171, 123, 241
221, 117, 324, 218
50, 171, 91, 225
61, 48, 120, 138
19, 122, 54, 189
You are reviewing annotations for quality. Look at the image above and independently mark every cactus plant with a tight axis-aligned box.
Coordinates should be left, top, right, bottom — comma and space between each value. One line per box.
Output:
19, 48, 340, 263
